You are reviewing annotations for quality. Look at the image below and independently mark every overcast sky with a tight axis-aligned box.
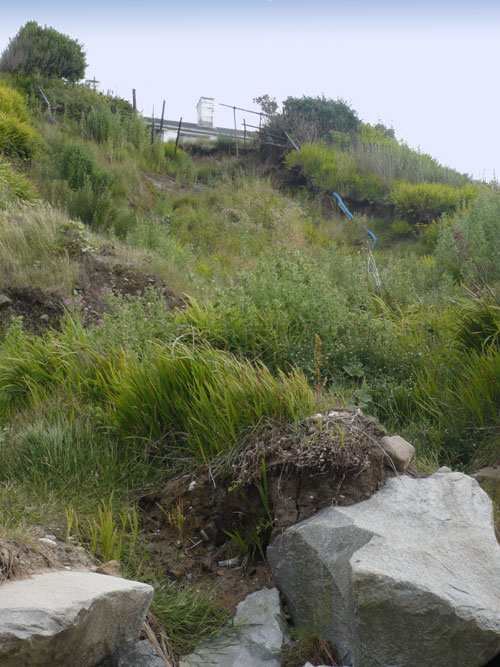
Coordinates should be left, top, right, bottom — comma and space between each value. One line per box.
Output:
2, 1, 500, 181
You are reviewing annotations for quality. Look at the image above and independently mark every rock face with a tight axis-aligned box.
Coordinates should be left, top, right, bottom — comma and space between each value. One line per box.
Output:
180, 587, 285, 667
267, 471, 500, 667
0, 571, 154, 666
472, 466, 500, 503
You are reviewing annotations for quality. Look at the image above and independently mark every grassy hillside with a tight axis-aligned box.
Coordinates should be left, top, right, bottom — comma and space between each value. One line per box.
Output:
1, 76, 500, 658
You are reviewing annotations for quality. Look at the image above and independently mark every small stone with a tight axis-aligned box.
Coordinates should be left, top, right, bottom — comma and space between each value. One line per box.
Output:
96, 560, 121, 577
39, 538, 57, 546
0, 294, 12, 309
44, 535, 57, 542
436, 466, 453, 474
310, 413, 324, 423
40, 314, 50, 322
380, 435, 415, 473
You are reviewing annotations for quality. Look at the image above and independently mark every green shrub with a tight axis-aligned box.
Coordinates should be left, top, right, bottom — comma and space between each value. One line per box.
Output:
54, 142, 117, 227
59, 143, 96, 189
83, 101, 115, 143
390, 181, 464, 223
390, 219, 414, 239
163, 142, 195, 179
0, 84, 29, 123
286, 143, 357, 196
0, 111, 39, 158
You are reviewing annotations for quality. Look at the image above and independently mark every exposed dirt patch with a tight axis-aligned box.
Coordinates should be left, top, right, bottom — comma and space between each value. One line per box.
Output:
0, 252, 183, 333
0, 535, 94, 583
74, 253, 184, 325
141, 409, 394, 615
0, 286, 64, 333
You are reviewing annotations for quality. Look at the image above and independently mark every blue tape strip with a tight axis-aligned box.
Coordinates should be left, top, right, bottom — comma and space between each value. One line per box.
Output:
332, 192, 377, 249
332, 192, 353, 219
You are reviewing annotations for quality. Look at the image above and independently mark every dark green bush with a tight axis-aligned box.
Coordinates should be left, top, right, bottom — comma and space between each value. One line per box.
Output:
0, 21, 86, 81
59, 144, 96, 189
280, 95, 360, 142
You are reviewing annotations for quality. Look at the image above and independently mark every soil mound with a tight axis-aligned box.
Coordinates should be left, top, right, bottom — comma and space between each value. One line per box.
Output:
142, 410, 394, 612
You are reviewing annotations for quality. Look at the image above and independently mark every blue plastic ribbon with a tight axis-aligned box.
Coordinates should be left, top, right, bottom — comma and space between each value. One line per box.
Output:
333, 192, 377, 249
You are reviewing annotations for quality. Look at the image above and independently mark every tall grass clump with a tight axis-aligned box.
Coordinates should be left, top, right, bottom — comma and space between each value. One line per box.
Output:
0, 417, 148, 499
0, 202, 83, 293
436, 189, 500, 284
0, 311, 120, 417
0, 159, 37, 206
107, 343, 314, 462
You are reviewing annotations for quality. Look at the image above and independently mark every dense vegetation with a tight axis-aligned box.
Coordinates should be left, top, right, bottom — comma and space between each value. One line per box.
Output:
0, 59, 499, 659
0, 21, 87, 81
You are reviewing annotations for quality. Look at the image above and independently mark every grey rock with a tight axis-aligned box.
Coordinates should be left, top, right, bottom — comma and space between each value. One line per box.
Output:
472, 466, 500, 503
0, 571, 154, 666
379, 435, 415, 472
99, 639, 165, 666
437, 466, 453, 473
38, 538, 57, 546
0, 294, 12, 309
180, 587, 284, 667
268, 472, 500, 667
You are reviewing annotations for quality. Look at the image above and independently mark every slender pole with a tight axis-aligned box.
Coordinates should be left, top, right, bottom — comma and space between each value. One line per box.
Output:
132, 89, 136, 111
243, 119, 247, 147
151, 106, 155, 144
174, 117, 183, 156
159, 100, 166, 136
233, 106, 239, 157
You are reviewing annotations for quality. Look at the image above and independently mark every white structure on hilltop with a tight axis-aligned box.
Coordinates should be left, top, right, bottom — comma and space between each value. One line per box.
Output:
196, 97, 214, 127
146, 97, 250, 144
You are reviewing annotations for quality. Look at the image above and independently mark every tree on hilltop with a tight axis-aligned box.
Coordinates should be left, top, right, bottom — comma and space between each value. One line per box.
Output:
0, 21, 87, 82
254, 93, 360, 144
